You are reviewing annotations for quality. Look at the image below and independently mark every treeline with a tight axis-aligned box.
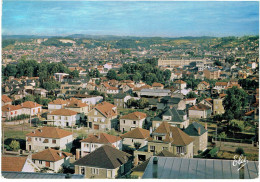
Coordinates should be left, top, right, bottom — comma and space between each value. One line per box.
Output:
2, 39, 16, 48
106, 58, 171, 85
41, 38, 73, 47
2, 58, 70, 91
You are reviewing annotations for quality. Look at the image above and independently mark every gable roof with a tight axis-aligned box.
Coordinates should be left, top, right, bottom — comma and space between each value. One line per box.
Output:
184, 122, 207, 136
148, 122, 193, 146
2, 104, 22, 112
174, 80, 186, 84
120, 111, 147, 120
2, 157, 27, 172
32, 148, 72, 162
80, 133, 121, 144
121, 128, 150, 139
95, 101, 117, 118
73, 145, 131, 169
156, 150, 177, 157
26, 126, 72, 138
153, 107, 185, 123
48, 99, 68, 105
48, 108, 78, 116
199, 81, 210, 86
215, 82, 228, 86
21, 101, 42, 108
2, 95, 12, 103
113, 93, 127, 99
189, 103, 211, 111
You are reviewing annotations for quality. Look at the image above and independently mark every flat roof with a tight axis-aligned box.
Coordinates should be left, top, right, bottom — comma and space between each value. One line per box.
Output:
142, 156, 259, 179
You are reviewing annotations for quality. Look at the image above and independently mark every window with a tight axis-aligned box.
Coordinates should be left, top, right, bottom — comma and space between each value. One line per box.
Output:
91, 168, 99, 175
101, 118, 105, 122
150, 145, 155, 152
35, 138, 38, 141
123, 120, 125, 124
45, 146, 49, 149
133, 121, 136, 124
177, 146, 185, 154
94, 118, 97, 122
156, 136, 162, 141
94, 110, 98, 115
81, 167, 85, 175
163, 147, 168, 150
39, 161, 42, 164
52, 139, 56, 144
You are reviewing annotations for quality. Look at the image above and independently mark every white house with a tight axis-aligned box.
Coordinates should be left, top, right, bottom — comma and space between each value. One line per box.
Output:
2, 104, 22, 119
81, 96, 103, 106
119, 112, 147, 133
47, 108, 78, 127
48, 99, 68, 111
32, 148, 72, 172
121, 128, 150, 148
21, 101, 42, 116
80, 133, 122, 157
26, 126, 73, 152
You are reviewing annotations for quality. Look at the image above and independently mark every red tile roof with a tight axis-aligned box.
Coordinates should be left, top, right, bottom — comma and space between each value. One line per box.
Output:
49, 108, 77, 116
80, 133, 121, 144
22, 101, 42, 108
26, 126, 72, 138
95, 101, 117, 118
2, 156, 27, 172
32, 148, 72, 162
121, 128, 150, 139
49, 99, 68, 105
2, 95, 12, 103
174, 80, 186, 84
2, 104, 22, 112
152, 82, 164, 87
120, 111, 147, 120
215, 82, 228, 86
189, 103, 211, 111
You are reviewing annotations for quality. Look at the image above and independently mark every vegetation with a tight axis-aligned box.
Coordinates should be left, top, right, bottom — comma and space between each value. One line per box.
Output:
235, 147, 245, 155
9, 140, 20, 151
223, 87, 248, 120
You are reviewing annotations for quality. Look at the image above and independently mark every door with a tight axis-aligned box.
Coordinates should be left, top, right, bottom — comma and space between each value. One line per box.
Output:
66, 122, 69, 127
94, 124, 99, 130
46, 161, 50, 167
29, 145, 31, 151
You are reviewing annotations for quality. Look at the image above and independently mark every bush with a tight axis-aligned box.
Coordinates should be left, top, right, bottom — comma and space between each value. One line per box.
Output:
207, 147, 219, 158
9, 140, 20, 151
235, 147, 245, 155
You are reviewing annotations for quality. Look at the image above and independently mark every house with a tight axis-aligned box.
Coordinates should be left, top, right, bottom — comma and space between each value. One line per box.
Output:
80, 133, 122, 157
184, 122, 208, 154
48, 99, 68, 111
34, 88, 48, 97
65, 99, 89, 115
98, 83, 119, 94
203, 69, 220, 79
113, 93, 131, 109
54, 73, 70, 82
86, 82, 97, 91
142, 156, 259, 179
2, 156, 40, 172
121, 128, 150, 149
2, 104, 22, 119
120, 83, 134, 93
147, 122, 194, 158
214, 82, 228, 90
47, 109, 78, 127
152, 107, 189, 129
188, 103, 212, 118
74, 145, 132, 179
173, 80, 187, 90
21, 101, 42, 116
157, 96, 186, 110
26, 126, 73, 152
32, 149, 72, 172
80, 95, 103, 106
2, 95, 12, 106
119, 112, 147, 132
87, 101, 117, 131
152, 82, 164, 89
183, 98, 197, 106
200, 98, 213, 110
197, 81, 210, 91
213, 98, 225, 115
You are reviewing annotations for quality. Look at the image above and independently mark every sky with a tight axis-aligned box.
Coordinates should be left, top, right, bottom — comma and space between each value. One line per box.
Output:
2, 0, 259, 37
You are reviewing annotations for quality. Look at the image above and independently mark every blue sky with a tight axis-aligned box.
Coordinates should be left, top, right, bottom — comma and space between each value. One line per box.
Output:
2, 0, 259, 37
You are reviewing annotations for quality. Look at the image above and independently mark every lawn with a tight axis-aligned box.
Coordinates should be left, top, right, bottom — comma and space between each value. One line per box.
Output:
4, 130, 29, 140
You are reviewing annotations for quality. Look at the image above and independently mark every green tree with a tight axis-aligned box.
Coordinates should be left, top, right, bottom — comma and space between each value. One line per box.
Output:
186, 92, 197, 98
107, 69, 117, 80
137, 98, 149, 109
9, 140, 20, 151
133, 72, 142, 82
218, 132, 227, 149
223, 87, 248, 120
228, 120, 245, 137
4, 64, 17, 77
70, 70, 79, 78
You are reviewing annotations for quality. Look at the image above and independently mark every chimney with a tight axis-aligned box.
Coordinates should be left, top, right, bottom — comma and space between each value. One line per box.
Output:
59, 151, 62, 157
198, 127, 201, 135
205, 123, 207, 130
76, 148, 81, 160
150, 127, 153, 134
152, 157, 158, 178
170, 132, 173, 138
